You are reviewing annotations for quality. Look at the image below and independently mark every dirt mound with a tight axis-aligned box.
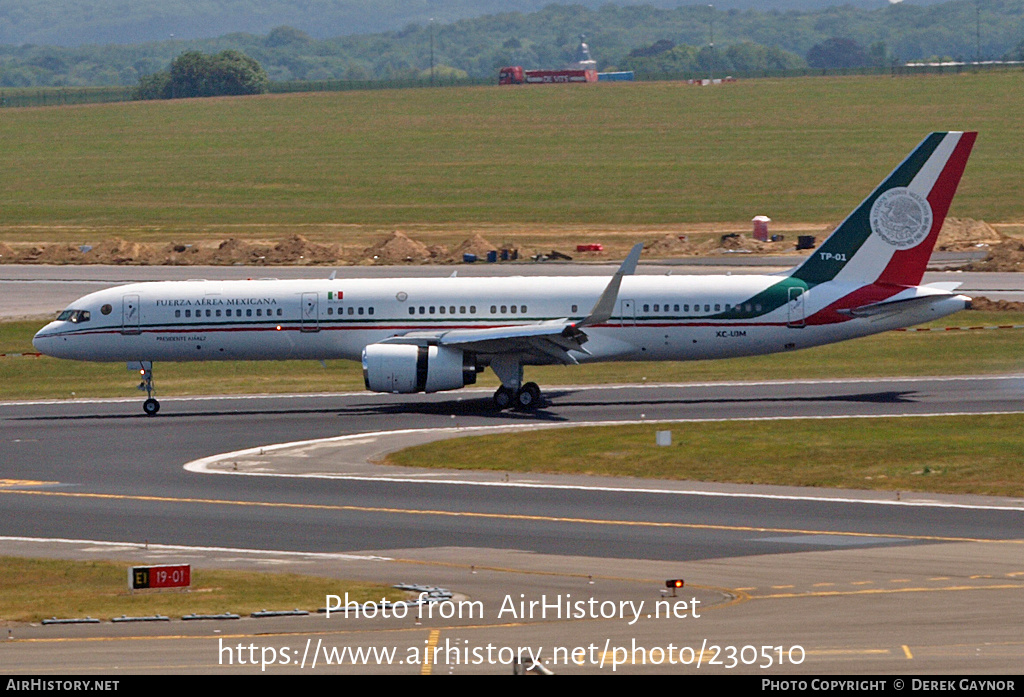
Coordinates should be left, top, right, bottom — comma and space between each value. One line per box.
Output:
645, 233, 698, 256
936, 218, 1002, 251
265, 234, 341, 264
425, 244, 450, 260
969, 296, 1024, 312
90, 237, 154, 264
963, 237, 1024, 272
33, 244, 87, 264
710, 233, 776, 254
361, 231, 431, 264
447, 234, 498, 262
0, 242, 14, 261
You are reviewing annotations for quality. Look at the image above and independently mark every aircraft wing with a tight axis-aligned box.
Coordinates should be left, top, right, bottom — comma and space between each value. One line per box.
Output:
381, 319, 589, 364
378, 243, 644, 364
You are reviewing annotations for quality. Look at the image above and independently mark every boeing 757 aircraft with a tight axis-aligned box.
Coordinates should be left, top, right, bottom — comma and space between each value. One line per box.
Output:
34, 132, 976, 415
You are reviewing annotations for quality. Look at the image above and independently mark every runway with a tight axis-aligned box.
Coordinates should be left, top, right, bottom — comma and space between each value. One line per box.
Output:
2, 377, 1023, 673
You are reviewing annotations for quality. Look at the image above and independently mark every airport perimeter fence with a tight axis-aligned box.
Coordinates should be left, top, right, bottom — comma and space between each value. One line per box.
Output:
635, 60, 1024, 83
0, 86, 133, 108
3, 61, 1020, 109
0, 76, 490, 108
269, 75, 492, 94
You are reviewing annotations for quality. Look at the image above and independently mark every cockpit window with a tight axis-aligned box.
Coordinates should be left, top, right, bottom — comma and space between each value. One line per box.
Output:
57, 309, 91, 323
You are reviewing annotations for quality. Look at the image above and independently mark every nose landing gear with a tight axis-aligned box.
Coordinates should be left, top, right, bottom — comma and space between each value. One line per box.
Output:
131, 361, 160, 416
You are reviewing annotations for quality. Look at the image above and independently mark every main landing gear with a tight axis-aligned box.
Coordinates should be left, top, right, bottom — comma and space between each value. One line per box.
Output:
489, 356, 542, 410
132, 361, 160, 416
492, 382, 542, 411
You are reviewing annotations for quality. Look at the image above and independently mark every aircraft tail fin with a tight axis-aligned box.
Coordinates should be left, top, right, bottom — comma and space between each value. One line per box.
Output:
789, 131, 976, 288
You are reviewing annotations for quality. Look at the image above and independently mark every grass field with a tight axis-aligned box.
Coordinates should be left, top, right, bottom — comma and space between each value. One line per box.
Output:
0, 72, 1022, 245
2, 311, 1023, 400
0, 556, 396, 623
384, 414, 1024, 497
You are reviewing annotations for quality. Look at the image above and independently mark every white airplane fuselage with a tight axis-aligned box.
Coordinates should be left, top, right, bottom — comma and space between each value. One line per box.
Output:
32, 272, 968, 366
31, 131, 979, 413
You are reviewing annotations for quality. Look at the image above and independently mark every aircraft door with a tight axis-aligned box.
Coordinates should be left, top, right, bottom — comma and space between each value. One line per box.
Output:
121, 294, 141, 335
620, 299, 636, 326
300, 292, 319, 332
787, 287, 806, 328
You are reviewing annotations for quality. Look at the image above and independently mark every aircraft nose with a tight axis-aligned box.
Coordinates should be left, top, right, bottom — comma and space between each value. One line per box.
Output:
32, 322, 60, 355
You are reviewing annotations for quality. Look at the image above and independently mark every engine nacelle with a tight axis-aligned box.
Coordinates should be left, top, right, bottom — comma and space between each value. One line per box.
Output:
362, 343, 477, 394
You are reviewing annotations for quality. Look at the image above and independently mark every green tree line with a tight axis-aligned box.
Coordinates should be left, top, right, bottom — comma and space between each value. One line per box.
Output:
0, 0, 1021, 87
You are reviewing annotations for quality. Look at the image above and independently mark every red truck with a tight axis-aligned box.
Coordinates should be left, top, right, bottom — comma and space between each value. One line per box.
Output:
499, 66, 598, 85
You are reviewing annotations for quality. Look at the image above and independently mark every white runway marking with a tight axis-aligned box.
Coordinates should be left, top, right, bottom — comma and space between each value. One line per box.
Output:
183, 411, 1024, 513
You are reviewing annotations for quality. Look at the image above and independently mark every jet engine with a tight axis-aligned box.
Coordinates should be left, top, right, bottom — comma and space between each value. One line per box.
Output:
362, 343, 477, 394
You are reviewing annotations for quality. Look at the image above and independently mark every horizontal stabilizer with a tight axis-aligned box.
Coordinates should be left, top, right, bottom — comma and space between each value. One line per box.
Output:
923, 282, 963, 292
837, 294, 962, 318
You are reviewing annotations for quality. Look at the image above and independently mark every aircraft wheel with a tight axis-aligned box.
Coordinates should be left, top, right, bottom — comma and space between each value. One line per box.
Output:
493, 386, 515, 410
514, 382, 541, 410
143, 398, 160, 416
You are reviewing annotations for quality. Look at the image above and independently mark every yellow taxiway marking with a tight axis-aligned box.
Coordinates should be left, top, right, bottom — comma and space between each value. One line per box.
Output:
1, 488, 1021, 545
0, 479, 57, 488
903, 645, 914, 659
753, 582, 1024, 600
422, 629, 440, 676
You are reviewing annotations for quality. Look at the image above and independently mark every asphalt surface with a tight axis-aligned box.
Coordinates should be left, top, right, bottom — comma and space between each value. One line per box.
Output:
2, 378, 1023, 674
2, 259, 1023, 674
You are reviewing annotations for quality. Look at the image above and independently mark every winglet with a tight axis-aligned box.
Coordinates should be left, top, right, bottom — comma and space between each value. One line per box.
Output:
577, 243, 644, 328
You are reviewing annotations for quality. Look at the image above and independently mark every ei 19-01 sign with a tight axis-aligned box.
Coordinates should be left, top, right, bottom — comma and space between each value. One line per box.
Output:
130, 564, 191, 590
